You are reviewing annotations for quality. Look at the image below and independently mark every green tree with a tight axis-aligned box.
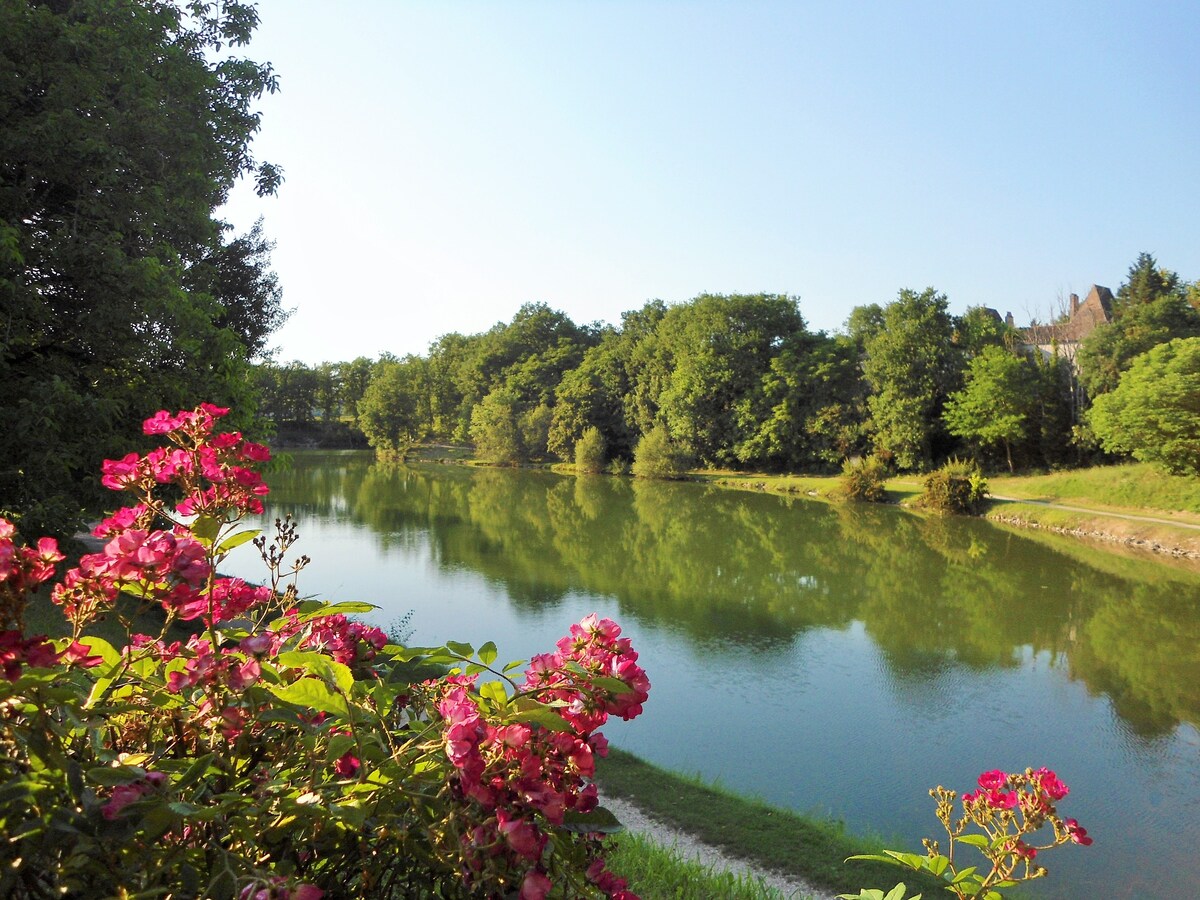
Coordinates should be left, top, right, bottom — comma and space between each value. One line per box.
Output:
547, 330, 633, 461
574, 426, 606, 473
358, 359, 422, 456
470, 388, 524, 465
631, 423, 691, 479
1078, 254, 1200, 398
1089, 337, 1200, 475
736, 333, 867, 470
340, 356, 375, 423
956, 305, 1016, 358
845, 303, 885, 350
1114, 252, 1182, 311
0, 0, 281, 536
862, 288, 961, 470
943, 346, 1033, 472
191, 218, 289, 359
518, 403, 553, 460
630, 294, 807, 465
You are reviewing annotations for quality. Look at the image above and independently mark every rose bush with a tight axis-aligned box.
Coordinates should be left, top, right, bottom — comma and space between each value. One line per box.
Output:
0, 405, 649, 899
839, 767, 1091, 900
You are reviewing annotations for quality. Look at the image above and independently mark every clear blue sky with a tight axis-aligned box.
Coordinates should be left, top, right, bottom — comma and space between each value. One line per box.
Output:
220, 0, 1200, 365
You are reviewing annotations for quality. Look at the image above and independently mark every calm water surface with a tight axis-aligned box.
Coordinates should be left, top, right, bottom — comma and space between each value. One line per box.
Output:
224, 452, 1200, 899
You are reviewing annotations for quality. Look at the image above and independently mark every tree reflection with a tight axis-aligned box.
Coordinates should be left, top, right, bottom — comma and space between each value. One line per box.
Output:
259, 454, 1200, 735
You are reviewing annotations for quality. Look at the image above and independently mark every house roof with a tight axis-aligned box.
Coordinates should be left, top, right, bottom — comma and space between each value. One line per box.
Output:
1022, 284, 1113, 346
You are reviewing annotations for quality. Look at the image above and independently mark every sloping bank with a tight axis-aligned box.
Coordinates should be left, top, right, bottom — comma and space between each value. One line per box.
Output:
696, 470, 1200, 562
596, 748, 944, 899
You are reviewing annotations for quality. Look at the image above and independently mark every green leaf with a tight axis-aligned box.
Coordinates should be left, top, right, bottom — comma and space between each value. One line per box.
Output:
590, 675, 633, 694
331, 801, 366, 828
501, 658, 527, 673
560, 805, 624, 834
477, 641, 497, 666
327, 733, 356, 760
191, 515, 221, 547
509, 706, 572, 732
950, 867, 977, 884
445, 640, 474, 658
216, 528, 260, 553
846, 852, 924, 872
266, 678, 350, 718
956, 833, 990, 849
275, 651, 354, 694
176, 754, 218, 790
479, 680, 507, 706
72, 635, 120, 667
289, 601, 378, 624
85, 675, 115, 709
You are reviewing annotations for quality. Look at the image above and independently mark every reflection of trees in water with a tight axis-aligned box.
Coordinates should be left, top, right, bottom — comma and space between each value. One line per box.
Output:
261, 455, 1200, 735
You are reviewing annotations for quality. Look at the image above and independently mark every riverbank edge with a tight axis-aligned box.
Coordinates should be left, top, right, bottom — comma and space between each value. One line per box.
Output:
688, 471, 1200, 562
595, 747, 944, 898
404, 446, 1200, 560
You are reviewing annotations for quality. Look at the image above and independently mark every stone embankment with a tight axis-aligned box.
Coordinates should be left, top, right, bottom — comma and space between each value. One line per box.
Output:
986, 513, 1200, 559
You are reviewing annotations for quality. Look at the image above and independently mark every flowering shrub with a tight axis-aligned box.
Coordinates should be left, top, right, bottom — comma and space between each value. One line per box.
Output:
0, 405, 649, 899
839, 767, 1091, 900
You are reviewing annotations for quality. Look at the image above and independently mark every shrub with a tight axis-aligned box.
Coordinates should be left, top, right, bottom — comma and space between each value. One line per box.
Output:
0, 405, 649, 899
917, 458, 988, 514
840, 457, 889, 502
631, 425, 690, 480
575, 427, 607, 474
842, 767, 1090, 900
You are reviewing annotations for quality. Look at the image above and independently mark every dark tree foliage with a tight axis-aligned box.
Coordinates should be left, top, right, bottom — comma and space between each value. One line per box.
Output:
861, 288, 962, 471
629, 294, 808, 466
191, 218, 290, 359
0, 0, 282, 536
1078, 254, 1200, 399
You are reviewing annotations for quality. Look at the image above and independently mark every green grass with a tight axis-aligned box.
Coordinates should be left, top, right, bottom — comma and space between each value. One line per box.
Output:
692, 471, 925, 507
989, 462, 1200, 518
596, 748, 943, 897
606, 832, 809, 900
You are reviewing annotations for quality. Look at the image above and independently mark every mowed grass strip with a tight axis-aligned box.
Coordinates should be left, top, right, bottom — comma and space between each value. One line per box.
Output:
989, 462, 1200, 519
595, 748, 943, 897
605, 831, 810, 900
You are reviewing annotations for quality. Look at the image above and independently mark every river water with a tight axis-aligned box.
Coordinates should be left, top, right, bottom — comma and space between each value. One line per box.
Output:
222, 452, 1200, 899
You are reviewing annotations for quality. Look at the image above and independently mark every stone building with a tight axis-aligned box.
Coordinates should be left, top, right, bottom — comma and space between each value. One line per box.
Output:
1018, 284, 1114, 369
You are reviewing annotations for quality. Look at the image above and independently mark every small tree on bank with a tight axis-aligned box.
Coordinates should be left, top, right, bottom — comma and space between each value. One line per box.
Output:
631, 424, 690, 479
943, 346, 1032, 472
575, 426, 606, 473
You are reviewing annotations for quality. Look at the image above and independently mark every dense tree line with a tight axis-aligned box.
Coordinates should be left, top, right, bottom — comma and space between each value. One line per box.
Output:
1, 0, 286, 536
261, 252, 1200, 476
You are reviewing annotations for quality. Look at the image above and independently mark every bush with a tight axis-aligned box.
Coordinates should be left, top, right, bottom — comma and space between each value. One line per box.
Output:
631, 425, 690, 480
1089, 336, 1200, 475
0, 405, 650, 899
575, 426, 607, 474
918, 458, 989, 514
839, 457, 889, 502
607, 458, 631, 476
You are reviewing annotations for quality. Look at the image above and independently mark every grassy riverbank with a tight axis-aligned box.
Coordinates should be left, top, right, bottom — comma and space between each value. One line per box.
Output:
692, 463, 1200, 559
596, 748, 943, 898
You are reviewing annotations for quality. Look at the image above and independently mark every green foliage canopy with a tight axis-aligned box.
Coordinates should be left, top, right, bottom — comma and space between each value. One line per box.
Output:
862, 288, 961, 471
357, 358, 424, 456
1089, 337, 1200, 475
1078, 253, 1200, 398
0, 0, 283, 535
943, 346, 1033, 472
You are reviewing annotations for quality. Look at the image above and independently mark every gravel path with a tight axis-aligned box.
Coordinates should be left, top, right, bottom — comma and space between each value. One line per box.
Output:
601, 792, 839, 900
